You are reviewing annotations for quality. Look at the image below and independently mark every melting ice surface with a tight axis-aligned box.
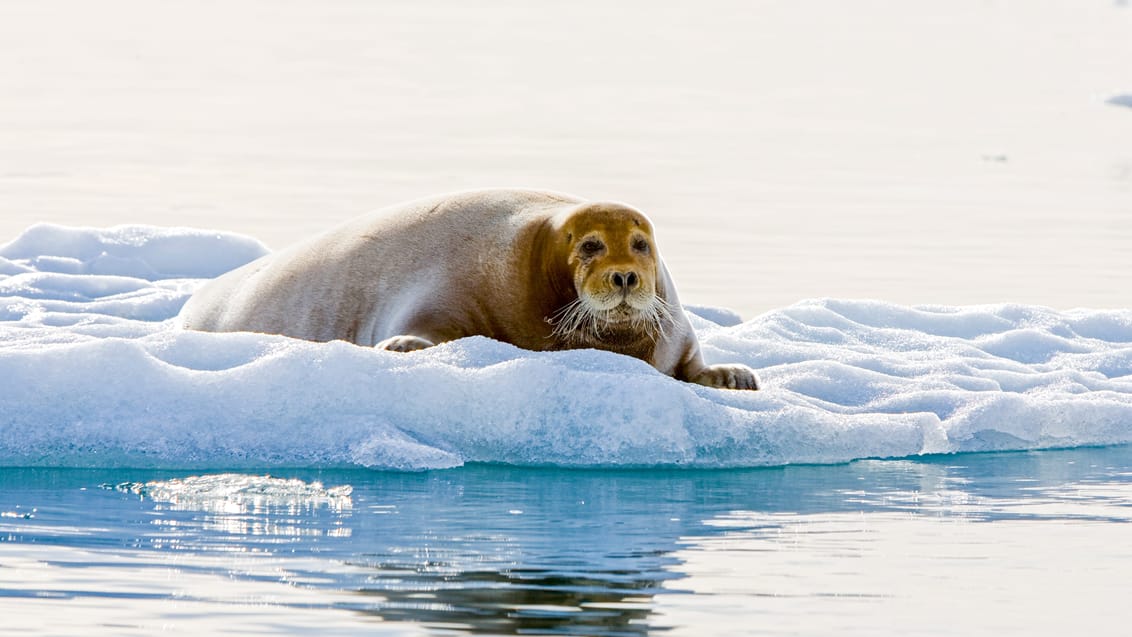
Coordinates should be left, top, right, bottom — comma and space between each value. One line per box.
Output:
2, 223, 1132, 471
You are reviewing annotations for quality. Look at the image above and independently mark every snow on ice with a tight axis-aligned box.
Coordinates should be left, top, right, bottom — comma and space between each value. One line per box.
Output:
2, 224, 1131, 470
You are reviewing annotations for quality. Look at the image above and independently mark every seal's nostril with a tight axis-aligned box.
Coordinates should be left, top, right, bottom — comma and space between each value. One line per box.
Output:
626, 272, 638, 288
612, 272, 625, 288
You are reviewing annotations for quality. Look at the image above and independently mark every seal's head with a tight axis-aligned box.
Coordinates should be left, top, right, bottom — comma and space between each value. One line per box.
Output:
547, 203, 673, 348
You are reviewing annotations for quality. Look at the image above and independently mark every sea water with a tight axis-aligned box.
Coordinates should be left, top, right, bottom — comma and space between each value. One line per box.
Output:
2, 447, 1131, 636
2, 0, 1130, 317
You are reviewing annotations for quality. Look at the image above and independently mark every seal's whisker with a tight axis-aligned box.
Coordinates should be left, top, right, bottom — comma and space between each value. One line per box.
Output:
650, 296, 677, 337
549, 297, 599, 341
548, 298, 580, 326
552, 291, 680, 341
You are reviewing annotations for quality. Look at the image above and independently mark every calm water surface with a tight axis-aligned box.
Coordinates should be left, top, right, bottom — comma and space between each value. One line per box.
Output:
3, 445, 1131, 635
3, 0, 1131, 316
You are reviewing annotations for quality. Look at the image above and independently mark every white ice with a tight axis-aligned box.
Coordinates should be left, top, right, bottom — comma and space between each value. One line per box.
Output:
2, 224, 1131, 471
108, 474, 353, 513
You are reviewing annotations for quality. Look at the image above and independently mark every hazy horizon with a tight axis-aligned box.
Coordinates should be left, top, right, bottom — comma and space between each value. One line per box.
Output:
2, 0, 1130, 318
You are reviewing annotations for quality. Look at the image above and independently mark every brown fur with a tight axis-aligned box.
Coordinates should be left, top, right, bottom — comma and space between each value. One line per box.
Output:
178, 189, 759, 390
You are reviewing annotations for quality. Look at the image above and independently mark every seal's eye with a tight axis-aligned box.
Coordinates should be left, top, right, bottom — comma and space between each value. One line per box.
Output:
632, 238, 650, 254
580, 239, 604, 256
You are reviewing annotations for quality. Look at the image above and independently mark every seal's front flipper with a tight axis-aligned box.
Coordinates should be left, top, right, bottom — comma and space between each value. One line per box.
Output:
689, 364, 760, 391
376, 335, 436, 352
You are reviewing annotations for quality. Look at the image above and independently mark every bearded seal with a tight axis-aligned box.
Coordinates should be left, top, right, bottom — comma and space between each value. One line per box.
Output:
178, 189, 760, 390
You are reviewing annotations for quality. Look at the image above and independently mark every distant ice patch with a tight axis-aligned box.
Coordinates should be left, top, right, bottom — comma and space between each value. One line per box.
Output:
2, 224, 1132, 470
1106, 94, 1132, 109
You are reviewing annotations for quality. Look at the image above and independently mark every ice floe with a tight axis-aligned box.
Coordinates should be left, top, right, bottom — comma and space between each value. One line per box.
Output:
2, 224, 1130, 470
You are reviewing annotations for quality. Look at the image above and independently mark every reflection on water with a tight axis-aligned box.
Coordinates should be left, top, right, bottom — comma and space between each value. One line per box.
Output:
2, 446, 1132, 635
355, 564, 661, 636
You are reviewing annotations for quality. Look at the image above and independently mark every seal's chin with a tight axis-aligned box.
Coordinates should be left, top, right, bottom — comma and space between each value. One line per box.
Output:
549, 290, 673, 346
599, 302, 644, 325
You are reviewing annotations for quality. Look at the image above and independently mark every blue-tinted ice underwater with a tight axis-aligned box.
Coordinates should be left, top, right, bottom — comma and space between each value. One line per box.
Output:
3, 224, 1132, 636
